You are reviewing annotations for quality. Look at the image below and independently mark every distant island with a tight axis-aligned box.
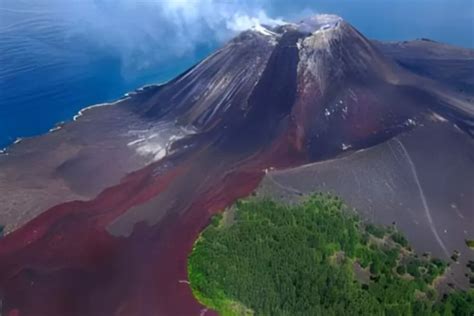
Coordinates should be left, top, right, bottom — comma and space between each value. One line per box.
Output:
188, 194, 474, 315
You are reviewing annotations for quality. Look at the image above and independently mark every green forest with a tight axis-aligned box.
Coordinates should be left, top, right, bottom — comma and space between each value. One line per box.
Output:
188, 194, 474, 316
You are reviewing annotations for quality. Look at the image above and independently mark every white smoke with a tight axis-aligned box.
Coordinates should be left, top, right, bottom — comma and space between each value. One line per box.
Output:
38, 0, 286, 76
226, 10, 286, 32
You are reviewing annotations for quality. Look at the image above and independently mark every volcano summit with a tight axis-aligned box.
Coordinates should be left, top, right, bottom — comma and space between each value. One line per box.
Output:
0, 15, 473, 316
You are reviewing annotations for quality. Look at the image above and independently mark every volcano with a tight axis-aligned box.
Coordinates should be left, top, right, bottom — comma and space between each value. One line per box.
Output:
0, 15, 473, 316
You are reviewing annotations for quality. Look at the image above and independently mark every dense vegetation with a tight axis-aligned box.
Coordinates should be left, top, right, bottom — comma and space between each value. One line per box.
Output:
466, 239, 474, 249
188, 194, 474, 316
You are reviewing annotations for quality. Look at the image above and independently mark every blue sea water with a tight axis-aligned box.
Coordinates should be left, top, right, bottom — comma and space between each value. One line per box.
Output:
0, 0, 473, 149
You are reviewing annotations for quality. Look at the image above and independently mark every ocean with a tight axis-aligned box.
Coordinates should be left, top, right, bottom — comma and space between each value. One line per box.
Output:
1, 0, 472, 149
0, 1, 216, 149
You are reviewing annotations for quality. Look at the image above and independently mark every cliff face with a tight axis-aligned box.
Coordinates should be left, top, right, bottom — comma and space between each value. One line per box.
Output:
0, 15, 473, 316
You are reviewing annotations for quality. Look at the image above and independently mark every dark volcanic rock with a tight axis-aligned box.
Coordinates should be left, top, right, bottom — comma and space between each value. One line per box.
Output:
0, 14, 473, 316
257, 119, 474, 289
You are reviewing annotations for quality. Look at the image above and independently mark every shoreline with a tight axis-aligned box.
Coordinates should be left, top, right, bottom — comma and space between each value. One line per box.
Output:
0, 82, 165, 156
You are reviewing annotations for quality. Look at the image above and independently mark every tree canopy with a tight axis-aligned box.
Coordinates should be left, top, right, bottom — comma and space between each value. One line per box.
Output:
188, 194, 474, 316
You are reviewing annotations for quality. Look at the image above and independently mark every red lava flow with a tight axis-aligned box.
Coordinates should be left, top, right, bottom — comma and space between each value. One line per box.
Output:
0, 127, 306, 316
